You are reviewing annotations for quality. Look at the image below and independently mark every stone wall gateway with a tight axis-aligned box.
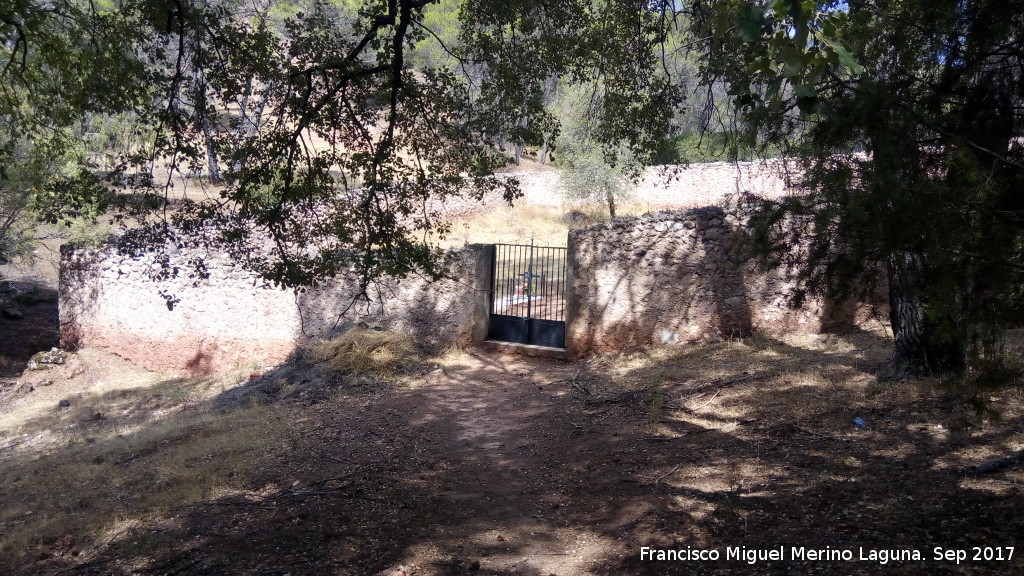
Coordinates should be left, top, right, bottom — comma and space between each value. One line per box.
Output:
60, 244, 489, 375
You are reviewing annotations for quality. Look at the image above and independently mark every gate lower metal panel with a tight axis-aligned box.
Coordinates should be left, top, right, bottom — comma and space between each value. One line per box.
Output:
488, 315, 565, 348
526, 318, 566, 348
488, 314, 528, 344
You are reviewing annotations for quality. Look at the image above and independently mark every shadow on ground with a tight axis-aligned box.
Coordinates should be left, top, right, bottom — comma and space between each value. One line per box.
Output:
1, 333, 1023, 576
0, 279, 59, 379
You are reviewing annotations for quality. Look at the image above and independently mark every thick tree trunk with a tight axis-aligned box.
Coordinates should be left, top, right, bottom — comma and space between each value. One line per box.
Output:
888, 251, 967, 376
887, 251, 930, 375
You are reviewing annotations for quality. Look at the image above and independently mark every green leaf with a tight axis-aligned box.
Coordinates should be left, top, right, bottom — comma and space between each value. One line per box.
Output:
738, 5, 764, 42
831, 42, 865, 75
783, 56, 803, 78
794, 83, 816, 97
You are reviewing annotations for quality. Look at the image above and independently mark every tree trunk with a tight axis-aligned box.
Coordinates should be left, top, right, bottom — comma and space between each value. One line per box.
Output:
606, 188, 616, 220
888, 251, 967, 376
230, 77, 266, 177
887, 251, 929, 375
200, 102, 221, 184
192, 40, 222, 184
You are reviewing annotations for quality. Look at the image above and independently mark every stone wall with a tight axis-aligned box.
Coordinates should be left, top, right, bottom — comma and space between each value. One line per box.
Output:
503, 158, 799, 209
565, 204, 866, 356
60, 244, 487, 375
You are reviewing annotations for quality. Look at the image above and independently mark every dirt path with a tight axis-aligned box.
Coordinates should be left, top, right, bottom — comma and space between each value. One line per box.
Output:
4, 340, 1024, 576
243, 352, 652, 576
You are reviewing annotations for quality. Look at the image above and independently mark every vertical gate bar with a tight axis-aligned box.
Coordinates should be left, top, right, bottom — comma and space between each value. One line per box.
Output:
504, 244, 511, 315
544, 246, 551, 320
513, 244, 520, 316
552, 247, 559, 321
512, 241, 520, 313
560, 247, 565, 321
491, 244, 496, 314
490, 244, 497, 316
552, 245, 561, 319
503, 244, 509, 313
561, 247, 566, 321
492, 244, 499, 315
546, 246, 552, 321
500, 244, 506, 315
556, 247, 562, 322
510, 244, 516, 315
527, 239, 534, 320
546, 247, 553, 319
508, 244, 514, 315
539, 246, 546, 319
537, 246, 545, 319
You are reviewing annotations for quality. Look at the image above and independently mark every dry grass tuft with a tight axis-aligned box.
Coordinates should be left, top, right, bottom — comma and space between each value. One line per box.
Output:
304, 327, 420, 376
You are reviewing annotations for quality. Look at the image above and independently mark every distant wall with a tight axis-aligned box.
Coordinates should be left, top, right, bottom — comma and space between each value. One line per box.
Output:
503, 159, 800, 209
60, 245, 487, 375
565, 204, 873, 356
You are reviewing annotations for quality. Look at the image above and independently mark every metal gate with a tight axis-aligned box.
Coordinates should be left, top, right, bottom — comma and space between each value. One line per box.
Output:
488, 242, 567, 348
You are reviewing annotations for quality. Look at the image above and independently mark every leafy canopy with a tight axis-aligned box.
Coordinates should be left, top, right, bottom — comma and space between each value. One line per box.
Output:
698, 0, 1024, 376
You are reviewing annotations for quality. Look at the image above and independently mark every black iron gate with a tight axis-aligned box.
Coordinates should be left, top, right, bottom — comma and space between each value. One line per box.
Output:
488, 242, 567, 348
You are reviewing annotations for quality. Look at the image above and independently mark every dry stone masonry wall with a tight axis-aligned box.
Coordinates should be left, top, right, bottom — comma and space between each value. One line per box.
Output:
59, 160, 868, 371
565, 203, 852, 355
60, 244, 484, 375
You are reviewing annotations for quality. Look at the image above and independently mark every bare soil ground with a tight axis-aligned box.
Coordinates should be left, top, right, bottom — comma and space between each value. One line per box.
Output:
2, 324, 1023, 576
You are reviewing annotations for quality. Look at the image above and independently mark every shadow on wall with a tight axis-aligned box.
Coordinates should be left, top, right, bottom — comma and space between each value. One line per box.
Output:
294, 246, 485, 352
58, 244, 104, 352
566, 204, 870, 357
58, 242, 489, 375
697, 206, 753, 339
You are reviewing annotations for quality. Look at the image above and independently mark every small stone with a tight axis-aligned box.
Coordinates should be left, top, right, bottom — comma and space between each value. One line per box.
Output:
29, 348, 69, 366
469, 560, 481, 571
58, 399, 71, 408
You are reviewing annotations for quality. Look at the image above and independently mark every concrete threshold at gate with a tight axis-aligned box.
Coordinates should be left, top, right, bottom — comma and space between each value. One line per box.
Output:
483, 340, 567, 360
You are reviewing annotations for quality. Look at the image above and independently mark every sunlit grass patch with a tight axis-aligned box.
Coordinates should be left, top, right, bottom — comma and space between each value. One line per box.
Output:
0, 398, 287, 564
432, 198, 652, 248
